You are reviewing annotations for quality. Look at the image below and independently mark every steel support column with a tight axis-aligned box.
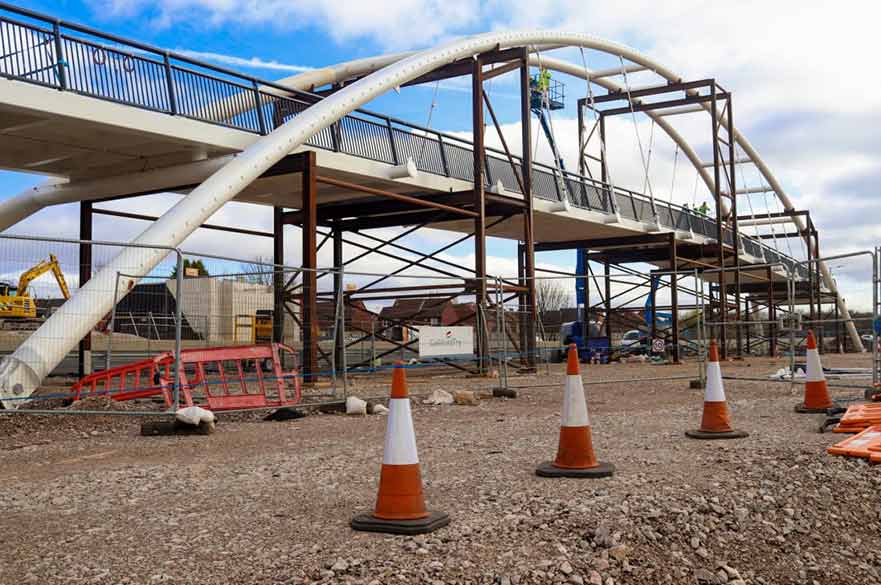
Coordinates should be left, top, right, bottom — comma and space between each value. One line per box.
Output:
669, 233, 680, 363
584, 250, 591, 345
520, 50, 536, 369
273, 206, 285, 345
517, 242, 528, 366
650, 274, 657, 342
301, 151, 318, 382
473, 56, 487, 372
710, 82, 727, 357
727, 98, 742, 358
604, 262, 612, 340
78, 201, 92, 377
767, 267, 777, 357
599, 115, 611, 211
333, 223, 344, 369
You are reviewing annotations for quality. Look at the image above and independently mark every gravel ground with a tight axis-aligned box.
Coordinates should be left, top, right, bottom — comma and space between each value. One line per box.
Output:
1, 355, 879, 585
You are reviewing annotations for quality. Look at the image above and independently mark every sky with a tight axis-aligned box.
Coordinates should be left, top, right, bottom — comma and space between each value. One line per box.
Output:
1, 0, 880, 312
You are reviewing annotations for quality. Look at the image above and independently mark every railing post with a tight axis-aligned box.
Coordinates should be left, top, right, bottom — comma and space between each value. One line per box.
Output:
330, 120, 341, 152
387, 118, 399, 165
163, 52, 177, 115
484, 153, 493, 187
52, 20, 67, 90
172, 251, 184, 412
437, 135, 450, 177
252, 79, 267, 135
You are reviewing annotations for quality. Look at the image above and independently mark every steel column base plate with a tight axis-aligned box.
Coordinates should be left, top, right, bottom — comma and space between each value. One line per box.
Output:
685, 429, 748, 440
350, 511, 450, 535
535, 461, 615, 478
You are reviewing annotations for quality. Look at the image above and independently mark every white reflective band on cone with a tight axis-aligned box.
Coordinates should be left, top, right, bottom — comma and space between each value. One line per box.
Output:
806, 349, 825, 382
561, 375, 590, 427
382, 398, 419, 465
705, 361, 726, 402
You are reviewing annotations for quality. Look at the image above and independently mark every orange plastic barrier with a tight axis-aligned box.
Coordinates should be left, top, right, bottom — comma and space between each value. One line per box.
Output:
833, 403, 881, 433
828, 425, 881, 458
71, 343, 301, 411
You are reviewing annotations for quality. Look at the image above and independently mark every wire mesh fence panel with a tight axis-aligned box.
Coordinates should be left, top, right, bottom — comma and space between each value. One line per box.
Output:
0, 234, 183, 413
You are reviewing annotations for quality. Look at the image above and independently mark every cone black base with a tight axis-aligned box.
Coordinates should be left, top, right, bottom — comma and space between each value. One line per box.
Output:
350, 511, 450, 535
140, 420, 215, 436
493, 387, 518, 398
794, 404, 831, 414
685, 429, 748, 440
535, 461, 615, 478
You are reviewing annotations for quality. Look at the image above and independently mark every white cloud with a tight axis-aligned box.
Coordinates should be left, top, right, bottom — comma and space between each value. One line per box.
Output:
90, 0, 483, 49
175, 50, 313, 73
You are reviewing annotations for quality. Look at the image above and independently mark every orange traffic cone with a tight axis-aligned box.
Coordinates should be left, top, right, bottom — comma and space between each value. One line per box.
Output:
795, 330, 834, 413
351, 363, 449, 534
536, 344, 614, 478
685, 340, 748, 440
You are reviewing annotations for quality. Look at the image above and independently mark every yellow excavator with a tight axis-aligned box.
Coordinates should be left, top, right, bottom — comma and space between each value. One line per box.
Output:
0, 254, 71, 330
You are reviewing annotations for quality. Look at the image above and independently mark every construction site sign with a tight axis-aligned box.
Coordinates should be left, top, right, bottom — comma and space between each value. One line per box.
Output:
652, 338, 665, 353
418, 326, 474, 358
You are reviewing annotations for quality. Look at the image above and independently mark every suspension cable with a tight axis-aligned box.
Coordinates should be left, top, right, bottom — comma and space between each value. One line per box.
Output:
416, 80, 441, 168
736, 147, 765, 260
619, 56, 657, 218
668, 143, 679, 204
579, 47, 618, 214
642, 119, 656, 195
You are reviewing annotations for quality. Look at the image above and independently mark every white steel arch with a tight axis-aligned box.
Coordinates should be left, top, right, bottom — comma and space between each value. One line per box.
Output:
270, 51, 861, 350
0, 30, 860, 407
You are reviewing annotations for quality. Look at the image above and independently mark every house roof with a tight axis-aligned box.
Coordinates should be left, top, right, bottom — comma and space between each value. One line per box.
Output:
378, 297, 451, 321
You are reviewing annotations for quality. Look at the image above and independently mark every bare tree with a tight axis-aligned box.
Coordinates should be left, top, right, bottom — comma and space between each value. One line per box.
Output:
239, 256, 274, 285
536, 279, 568, 319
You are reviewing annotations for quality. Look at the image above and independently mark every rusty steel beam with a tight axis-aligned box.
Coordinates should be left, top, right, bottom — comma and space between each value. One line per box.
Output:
520, 49, 537, 368
78, 201, 92, 378
315, 175, 478, 218
301, 151, 318, 381
589, 79, 717, 103
91, 208, 274, 238
273, 206, 285, 344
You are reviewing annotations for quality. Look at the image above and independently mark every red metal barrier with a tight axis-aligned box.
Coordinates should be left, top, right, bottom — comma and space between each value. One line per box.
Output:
71, 344, 301, 411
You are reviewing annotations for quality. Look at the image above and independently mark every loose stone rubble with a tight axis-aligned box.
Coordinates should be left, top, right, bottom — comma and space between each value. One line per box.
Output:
0, 355, 879, 584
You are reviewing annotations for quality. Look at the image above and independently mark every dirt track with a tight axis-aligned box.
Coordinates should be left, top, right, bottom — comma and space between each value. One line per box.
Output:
1, 355, 879, 585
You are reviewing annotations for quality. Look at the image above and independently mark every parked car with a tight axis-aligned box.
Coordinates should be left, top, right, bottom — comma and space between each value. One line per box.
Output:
621, 329, 648, 354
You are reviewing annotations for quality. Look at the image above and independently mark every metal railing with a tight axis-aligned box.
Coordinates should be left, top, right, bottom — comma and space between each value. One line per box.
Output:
0, 2, 805, 279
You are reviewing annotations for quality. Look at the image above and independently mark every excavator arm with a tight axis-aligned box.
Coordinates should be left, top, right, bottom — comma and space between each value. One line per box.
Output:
17, 254, 70, 299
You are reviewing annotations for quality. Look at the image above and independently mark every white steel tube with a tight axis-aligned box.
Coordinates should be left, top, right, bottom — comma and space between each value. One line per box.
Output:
0, 156, 235, 232
738, 217, 797, 227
